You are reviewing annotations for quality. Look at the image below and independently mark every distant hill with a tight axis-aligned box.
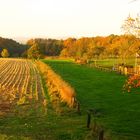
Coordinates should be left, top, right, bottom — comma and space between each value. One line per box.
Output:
13, 37, 29, 44
0, 37, 28, 57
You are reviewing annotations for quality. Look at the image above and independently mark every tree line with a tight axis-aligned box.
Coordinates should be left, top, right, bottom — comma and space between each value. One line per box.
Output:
0, 15, 140, 61
24, 15, 140, 61
1, 35, 140, 61
26, 35, 140, 61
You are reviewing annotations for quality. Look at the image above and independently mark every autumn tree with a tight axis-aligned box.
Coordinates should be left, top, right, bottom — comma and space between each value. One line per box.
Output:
86, 39, 96, 59
61, 38, 76, 57
27, 43, 44, 59
1, 49, 10, 58
74, 38, 89, 59
122, 14, 140, 37
60, 35, 140, 60
27, 38, 63, 56
44, 39, 63, 56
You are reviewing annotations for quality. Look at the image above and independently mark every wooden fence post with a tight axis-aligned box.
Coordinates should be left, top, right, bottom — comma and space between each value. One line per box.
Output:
77, 101, 81, 115
87, 111, 91, 128
99, 129, 104, 140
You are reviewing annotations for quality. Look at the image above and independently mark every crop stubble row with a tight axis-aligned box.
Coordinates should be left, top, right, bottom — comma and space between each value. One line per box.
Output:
0, 58, 45, 114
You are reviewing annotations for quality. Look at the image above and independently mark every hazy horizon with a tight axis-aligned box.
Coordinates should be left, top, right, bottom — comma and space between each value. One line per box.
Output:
0, 0, 140, 43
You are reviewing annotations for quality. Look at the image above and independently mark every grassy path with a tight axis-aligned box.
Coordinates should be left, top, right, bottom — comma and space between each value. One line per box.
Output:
43, 59, 140, 140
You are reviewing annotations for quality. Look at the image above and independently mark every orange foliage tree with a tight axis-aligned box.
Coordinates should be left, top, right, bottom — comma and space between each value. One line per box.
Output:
123, 74, 140, 92
60, 35, 140, 61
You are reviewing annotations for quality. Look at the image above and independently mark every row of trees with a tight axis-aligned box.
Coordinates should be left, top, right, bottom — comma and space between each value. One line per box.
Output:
61, 35, 140, 61
1, 34, 140, 61
25, 15, 140, 61
0, 15, 139, 61
0, 37, 63, 59
25, 35, 140, 61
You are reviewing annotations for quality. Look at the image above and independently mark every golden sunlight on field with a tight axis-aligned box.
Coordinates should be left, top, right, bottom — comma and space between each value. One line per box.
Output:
0, 58, 45, 116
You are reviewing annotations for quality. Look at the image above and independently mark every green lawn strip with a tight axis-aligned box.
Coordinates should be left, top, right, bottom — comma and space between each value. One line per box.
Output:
38, 61, 87, 140
91, 58, 137, 67
0, 103, 55, 140
42, 59, 140, 139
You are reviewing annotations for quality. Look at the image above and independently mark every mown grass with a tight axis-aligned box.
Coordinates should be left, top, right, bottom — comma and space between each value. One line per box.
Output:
42, 59, 140, 140
90, 58, 140, 67
0, 98, 86, 140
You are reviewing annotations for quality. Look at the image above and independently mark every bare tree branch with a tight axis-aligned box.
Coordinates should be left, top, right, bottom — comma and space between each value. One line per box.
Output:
129, 0, 139, 3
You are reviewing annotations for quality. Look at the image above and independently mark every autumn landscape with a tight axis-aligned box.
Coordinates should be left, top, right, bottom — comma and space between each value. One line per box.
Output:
0, 0, 140, 140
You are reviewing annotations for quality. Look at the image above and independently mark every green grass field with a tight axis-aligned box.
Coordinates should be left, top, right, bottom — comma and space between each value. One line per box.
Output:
89, 58, 140, 68
43, 59, 140, 140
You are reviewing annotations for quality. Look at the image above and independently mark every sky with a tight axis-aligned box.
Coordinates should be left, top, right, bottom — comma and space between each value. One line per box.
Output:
0, 0, 140, 41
